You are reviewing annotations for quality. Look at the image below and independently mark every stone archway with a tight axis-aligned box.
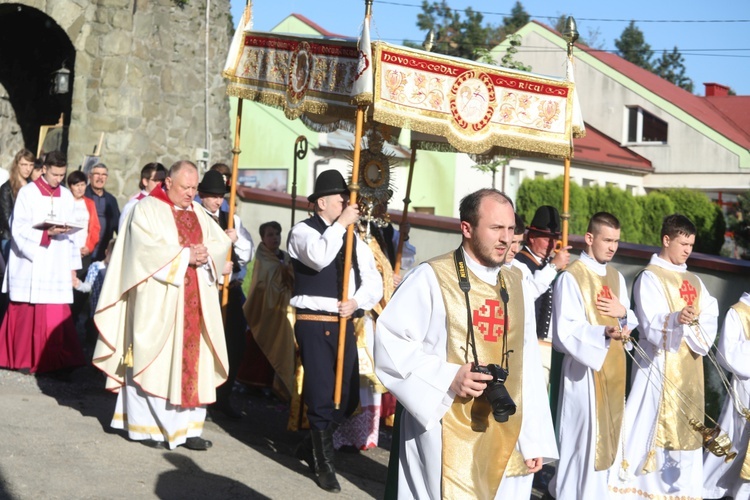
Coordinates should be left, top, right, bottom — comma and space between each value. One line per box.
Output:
0, 3, 75, 166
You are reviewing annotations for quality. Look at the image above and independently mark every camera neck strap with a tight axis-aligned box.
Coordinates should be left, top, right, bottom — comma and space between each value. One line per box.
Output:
453, 247, 510, 371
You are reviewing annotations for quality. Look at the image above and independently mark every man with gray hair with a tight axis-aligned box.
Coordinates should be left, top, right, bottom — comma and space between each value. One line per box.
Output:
85, 163, 120, 261
94, 161, 232, 451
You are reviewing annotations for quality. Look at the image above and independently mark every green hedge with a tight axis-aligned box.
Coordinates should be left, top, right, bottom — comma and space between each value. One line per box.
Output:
516, 177, 726, 254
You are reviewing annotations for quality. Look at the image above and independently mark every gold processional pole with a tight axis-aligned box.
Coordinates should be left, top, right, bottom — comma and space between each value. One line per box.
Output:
334, 0, 372, 410
393, 143, 416, 277
560, 17, 579, 248
221, 98, 243, 320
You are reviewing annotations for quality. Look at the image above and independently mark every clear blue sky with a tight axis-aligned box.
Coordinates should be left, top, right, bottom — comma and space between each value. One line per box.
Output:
230, 0, 750, 95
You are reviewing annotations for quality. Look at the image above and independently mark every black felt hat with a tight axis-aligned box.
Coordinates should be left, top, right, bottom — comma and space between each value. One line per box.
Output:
308, 170, 349, 203
528, 205, 561, 236
197, 170, 228, 195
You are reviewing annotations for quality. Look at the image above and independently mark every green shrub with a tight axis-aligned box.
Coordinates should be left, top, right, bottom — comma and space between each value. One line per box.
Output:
637, 192, 675, 247
660, 188, 725, 254
515, 178, 726, 255
587, 185, 643, 243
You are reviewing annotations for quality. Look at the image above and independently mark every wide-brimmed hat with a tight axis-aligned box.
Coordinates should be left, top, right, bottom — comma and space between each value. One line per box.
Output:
308, 170, 348, 203
528, 205, 561, 237
197, 170, 227, 195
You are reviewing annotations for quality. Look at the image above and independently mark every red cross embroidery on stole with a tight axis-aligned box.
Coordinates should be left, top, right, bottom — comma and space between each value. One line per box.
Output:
473, 299, 505, 342
679, 280, 697, 306
597, 286, 613, 302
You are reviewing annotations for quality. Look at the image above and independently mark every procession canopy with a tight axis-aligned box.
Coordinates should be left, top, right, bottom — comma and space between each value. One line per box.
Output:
372, 42, 575, 159
222, 31, 361, 125
222, 31, 577, 159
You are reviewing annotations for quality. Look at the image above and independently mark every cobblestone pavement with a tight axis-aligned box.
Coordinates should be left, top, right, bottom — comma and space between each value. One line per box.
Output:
0, 366, 550, 499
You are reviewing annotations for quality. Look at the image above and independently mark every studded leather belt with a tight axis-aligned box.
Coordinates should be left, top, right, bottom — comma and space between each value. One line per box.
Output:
296, 314, 339, 323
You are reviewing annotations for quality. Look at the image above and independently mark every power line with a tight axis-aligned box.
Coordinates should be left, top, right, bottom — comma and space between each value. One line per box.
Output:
389, 38, 750, 56
376, 0, 750, 24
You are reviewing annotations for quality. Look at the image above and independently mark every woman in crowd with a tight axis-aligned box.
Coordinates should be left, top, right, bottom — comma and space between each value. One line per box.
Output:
0, 149, 35, 260
67, 170, 100, 333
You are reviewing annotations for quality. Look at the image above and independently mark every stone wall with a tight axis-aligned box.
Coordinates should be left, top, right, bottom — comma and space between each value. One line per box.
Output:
0, 0, 233, 202
0, 83, 24, 169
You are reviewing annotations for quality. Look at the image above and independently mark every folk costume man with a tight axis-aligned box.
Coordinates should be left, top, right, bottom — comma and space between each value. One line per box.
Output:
289, 169, 382, 492
93, 161, 232, 451
0, 150, 85, 374
549, 212, 637, 500
514, 205, 571, 339
374, 189, 557, 499
241, 221, 295, 401
703, 291, 750, 500
610, 214, 718, 499
197, 169, 255, 419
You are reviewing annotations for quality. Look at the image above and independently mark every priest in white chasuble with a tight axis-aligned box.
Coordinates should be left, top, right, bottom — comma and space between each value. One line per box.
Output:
93, 161, 231, 451
0, 150, 85, 374
609, 214, 718, 499
549, 212, 637, 500
374, 189, 557, 499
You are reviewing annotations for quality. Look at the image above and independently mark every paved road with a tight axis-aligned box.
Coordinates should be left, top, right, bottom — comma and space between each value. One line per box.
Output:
0, 367, 388, 500
0, 367, 551, 500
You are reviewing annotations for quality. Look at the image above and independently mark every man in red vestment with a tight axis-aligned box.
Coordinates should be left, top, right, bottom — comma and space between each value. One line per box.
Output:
94, 161, 231, 450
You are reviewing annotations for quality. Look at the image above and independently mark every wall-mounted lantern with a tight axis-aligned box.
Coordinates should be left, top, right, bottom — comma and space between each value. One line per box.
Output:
52, 64, 71, 95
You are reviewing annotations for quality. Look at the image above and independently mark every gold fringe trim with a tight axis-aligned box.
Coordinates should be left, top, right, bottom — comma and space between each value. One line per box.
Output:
226, 84, 355, 121
609, 485, 700, 500
375, 107, 571, 157
351, 92, 373, 106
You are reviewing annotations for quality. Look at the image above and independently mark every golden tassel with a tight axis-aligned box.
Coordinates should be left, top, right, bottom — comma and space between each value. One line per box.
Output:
123, 344, 134, 368
641, 449, 657, 474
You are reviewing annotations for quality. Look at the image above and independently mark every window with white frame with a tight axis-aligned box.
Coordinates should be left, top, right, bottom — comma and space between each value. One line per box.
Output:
625, 106, 668, 144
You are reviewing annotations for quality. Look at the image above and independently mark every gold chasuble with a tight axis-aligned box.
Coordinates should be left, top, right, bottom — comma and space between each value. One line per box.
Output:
429, 253, 525, 500
730, 301, 750, 480
645, 264, 704, 453
565, 260, 626, 471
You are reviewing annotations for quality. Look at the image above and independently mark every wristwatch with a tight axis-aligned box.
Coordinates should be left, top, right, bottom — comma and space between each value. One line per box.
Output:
547, 262, 558, 272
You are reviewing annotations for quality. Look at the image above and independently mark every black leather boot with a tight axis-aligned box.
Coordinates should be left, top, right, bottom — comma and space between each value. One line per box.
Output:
311, 428, 341, 493
295, 432, 315, 473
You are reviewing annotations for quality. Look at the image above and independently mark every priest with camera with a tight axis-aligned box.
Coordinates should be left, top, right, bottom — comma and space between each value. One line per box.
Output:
374, 188, 557, 499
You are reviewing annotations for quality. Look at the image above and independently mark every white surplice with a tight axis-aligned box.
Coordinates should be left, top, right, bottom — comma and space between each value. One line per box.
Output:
549, 252, 637, 500
609, 254, 718, 499
374, 249, 558, 499
703, 292, 750, 500
2, 179, 81, 304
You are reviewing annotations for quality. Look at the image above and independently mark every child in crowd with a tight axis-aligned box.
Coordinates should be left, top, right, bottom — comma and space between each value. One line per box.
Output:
73, 239, 114, 356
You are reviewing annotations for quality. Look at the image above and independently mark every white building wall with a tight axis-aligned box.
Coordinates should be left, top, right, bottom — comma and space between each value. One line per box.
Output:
506, 31, 742, 177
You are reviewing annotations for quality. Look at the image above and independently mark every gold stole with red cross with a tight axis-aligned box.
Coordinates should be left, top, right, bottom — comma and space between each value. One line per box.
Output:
645, 264, 703, 451
730, 301, 750, 480
429, 253, 524, 500
565, 260, 625, 471
172, 208, 204, 408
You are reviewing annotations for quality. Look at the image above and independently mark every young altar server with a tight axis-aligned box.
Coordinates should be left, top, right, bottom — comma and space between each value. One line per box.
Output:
549, 212, 637, 499
609, 214, 718, 499
0, 150, 85, 374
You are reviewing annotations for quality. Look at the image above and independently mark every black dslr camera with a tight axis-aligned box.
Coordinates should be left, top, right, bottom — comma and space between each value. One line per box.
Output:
472, 363, 516, 423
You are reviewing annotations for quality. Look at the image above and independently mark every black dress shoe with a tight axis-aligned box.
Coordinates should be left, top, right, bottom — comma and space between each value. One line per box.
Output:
183, 437, 213, 450
140, 439, 166, 449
